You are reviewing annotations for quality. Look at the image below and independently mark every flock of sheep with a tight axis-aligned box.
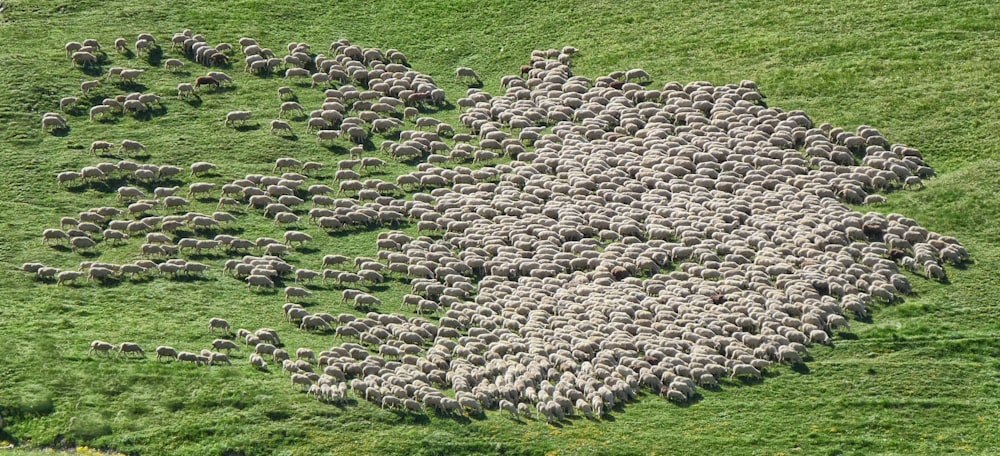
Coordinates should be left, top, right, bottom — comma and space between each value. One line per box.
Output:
29, 31, 967, 422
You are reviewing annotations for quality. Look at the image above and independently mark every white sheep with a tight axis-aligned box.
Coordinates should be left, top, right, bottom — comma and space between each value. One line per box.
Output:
208, 317, 232, 334
246, 274, 275, 290
283, 231, 312, 246
189, 162, 217, 176
117, 342, 145, 358
225, 111, 252, 126
119, 140, 147, 156
212, 339, 241, 353
56, 271, 83, 286
155, 346, 178, 361
163, 58, 185, 71
278, 101, 305, 118
455, 67, 481, 83
270, 120, 294, 136
177, 83, 195, 99
89, 340, 115, 356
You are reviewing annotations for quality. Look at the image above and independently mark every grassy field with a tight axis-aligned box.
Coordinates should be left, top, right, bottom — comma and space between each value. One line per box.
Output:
0, 0, 998, 455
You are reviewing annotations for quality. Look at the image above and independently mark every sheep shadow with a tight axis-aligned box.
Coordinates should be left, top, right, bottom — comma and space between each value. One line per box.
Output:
145, 47, 164, 66
294, 246, 320, 255
233, 124, 261, 132
790, 363, 811, 375
49, 126, 72, 137
80, 65, 104, 78
116, 81, 149, 92
215, 85, 238, 94
275, 133, 299, 142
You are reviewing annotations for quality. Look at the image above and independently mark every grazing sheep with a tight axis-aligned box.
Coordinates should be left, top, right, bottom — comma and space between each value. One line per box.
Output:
455, 67, 481, 83
177, 83, 195, 99
247, 274, 275, 290
270, 119, 294, 135
208, 317, 232, 334
279, 101, 305, 118
212, 339, 241, 353
89, 140, 115, 155
155, 346, 179, 361
164, 58, 185, 71
89, 340, 115, 357
249, 354, 268, 371
177, 351, 203, 366
117, 342, 145, 358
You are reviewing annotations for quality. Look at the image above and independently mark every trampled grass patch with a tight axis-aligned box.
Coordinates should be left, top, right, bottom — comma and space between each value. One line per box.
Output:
0, 1, 997, 455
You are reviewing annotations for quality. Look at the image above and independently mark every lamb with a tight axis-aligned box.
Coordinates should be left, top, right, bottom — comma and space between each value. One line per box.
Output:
208, 317, 232, 334
155, 346, 179, 361
225, 111, 252, 126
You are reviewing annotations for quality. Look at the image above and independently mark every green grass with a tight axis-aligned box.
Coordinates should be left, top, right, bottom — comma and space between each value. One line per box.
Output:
0, 0, 998, 455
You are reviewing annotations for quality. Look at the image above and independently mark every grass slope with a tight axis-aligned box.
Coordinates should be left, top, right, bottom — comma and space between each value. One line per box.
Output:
0, 0, 997, 455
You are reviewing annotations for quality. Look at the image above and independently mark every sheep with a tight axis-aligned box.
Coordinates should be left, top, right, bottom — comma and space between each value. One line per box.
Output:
155, 346, 179, 361
71, 51, 97, 68
177, 352, 203, 366
270, 120, 294, 135
212, 339, 241, 353
249, 354, 269, 371
455, 67, 482, 84
273, 157, 302, 172
164, 58, 185, 71
279, 101, 305, 118
624, 69, 652, 83
190, 162, 218, 176
247, 274, 275, 290
118, 69, 146, 83
41, 115, 67, 132
225, 111, 253, 126
285, 286, 313, 301
208, 317, 232, 334
117, 342, 145, 358
70, 236, 98, 252
88, 140, 115, 155
119, 140, 147, 156
89, 340, 115, 357
176, 83, 196, 99
188, 182, 217, 198
284, 231, 313, 246
42, 229, 69, 245
56, 271, 83, 286
291, 373, 314, 390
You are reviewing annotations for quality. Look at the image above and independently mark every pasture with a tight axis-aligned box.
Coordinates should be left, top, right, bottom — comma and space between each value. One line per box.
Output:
0, 1, 997, 455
